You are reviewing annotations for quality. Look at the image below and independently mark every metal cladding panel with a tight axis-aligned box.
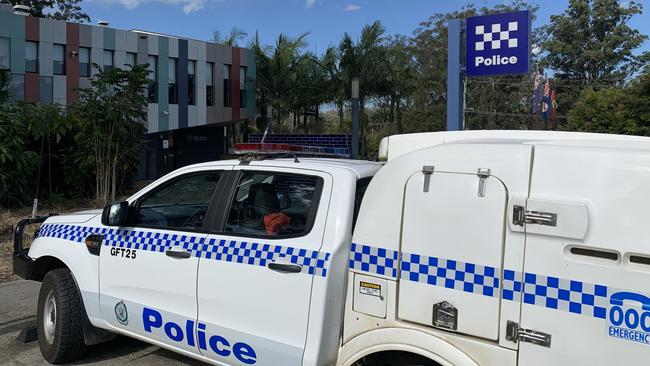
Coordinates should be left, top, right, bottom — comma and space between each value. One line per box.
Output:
66, 22, 79, 103
197, 88, 206, 126
91, 26, 103, 49
148, 34, 159, 55
240, 108, 247, 119
52, 20, 65, 44
10, 38, 25, 73
247, 48, 256, 117
169, 104, 179, 130
157, 36, 169, 131
206, 42, 217, 62
25, 72, 39, 102
79, 24, 92, 47
188, 40, 199, 60
207, 106, 218, 124
25, 16, 39, 42
239, 47, 247, 66
38, 42, 53, 76
91, 48, 102, 77
168, 37, 178, 58
231, 47, 240, 120
198, 42, 206, 61
147, 103, 159, 133
223, 106, 232, 122
103, 28, 115, 50
136, 33, 148, 65
0, 13, 11, 37
115, 29, 127, 51
53, 75, 66, 105
188, 105, 197, 127
114, 50, 126, 69
38, 18, 53, 43
217, 44, 231, 64
126, 31, 138, 52
178, 39, 188, 129
10, 14, 24, 39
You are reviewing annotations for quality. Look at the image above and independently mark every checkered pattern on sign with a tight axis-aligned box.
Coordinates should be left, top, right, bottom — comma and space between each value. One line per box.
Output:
37, 224, 330, 277
349, 243, 399, 278
401, 253, 500, 298
474, 21, 519, 51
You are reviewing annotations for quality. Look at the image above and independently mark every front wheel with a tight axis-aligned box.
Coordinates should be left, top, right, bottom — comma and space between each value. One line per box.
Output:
37, 268, 87, 363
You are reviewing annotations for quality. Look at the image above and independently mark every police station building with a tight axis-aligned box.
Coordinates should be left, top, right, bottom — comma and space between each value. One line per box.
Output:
0, 4, 256, 179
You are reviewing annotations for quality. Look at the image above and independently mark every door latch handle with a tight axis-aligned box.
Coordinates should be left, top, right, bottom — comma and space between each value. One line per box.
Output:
268, 262, 302, 273
165, 249, 192, 259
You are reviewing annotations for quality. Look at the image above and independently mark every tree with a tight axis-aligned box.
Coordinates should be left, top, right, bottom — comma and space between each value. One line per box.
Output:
212, 27, 248, 47
543, 0, 647, 84
71, 64, 149, 204
7, 0, 90, 23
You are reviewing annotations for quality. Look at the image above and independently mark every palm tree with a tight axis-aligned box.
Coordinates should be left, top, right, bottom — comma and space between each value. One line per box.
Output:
339, 21, 388, 154
212, 27, 248, 47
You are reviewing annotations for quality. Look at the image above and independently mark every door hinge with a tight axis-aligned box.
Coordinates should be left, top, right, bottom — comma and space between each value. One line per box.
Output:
513, 205, 557, 227
476, 168, 491, 197
422, 166, 435, 192
506, 321, 552, 347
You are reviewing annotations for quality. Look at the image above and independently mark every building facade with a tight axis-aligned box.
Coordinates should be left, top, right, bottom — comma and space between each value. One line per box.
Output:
0, 4, 256, 179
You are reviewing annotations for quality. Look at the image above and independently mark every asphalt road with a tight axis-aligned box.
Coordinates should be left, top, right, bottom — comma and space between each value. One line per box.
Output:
0, 280, 203, 365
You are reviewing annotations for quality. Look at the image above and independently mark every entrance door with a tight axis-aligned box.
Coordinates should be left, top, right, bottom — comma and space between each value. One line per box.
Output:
398, 170, 508, 340
99, 170, 224, 355
197, 167, 332, 365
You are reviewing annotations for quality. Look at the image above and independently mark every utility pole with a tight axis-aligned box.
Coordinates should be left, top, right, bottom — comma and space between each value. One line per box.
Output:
351, 78, 360, 159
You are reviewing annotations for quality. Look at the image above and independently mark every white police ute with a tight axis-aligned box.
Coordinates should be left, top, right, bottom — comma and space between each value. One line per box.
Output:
13, 130, 650, 366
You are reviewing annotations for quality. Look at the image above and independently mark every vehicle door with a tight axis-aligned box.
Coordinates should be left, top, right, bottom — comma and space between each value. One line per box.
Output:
99, 168, 227, 355
398, 169, 508, 340
196, 167, 332, 365
517, 145, 650, 365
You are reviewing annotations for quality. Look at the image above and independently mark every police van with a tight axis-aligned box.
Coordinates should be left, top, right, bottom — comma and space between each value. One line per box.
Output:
12, 130, 650, 366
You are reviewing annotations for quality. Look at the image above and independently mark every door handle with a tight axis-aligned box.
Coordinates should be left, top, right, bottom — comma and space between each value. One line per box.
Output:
165, 249, 192, 259
268, 262, 302, 273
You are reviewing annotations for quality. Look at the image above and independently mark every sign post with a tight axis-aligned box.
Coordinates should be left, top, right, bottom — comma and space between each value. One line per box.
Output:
446, 10, 532, 131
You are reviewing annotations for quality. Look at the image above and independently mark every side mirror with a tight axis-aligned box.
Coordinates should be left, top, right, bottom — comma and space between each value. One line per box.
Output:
101, 201, 129, 226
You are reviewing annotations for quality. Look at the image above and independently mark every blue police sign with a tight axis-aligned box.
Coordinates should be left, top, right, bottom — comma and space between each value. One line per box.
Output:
465, 10, 531, 77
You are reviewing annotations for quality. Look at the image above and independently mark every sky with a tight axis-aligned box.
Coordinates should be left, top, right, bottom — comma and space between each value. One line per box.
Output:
82, 0, 650, 55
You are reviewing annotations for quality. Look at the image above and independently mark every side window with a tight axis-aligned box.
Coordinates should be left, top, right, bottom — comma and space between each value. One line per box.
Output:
225, 171, 322, 237
131, 171, 222, 230
353, 177, 372, 230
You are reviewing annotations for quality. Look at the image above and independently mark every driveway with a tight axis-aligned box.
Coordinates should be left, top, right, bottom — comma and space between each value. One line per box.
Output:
0, 280, 203, 365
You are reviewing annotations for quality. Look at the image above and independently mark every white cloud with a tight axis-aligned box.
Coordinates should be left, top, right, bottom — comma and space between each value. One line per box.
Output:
305, 0, 316, 8
344, 3, 360, 11
94, 0, 212, 13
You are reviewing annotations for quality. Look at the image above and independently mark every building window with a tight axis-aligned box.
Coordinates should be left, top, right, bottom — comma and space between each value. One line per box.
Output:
0, 37, 10, 70
25, 41, 38, 73
223, 64, 231, 107
10, 73, 24, 101
53, 44, 65, 75
126, 52, 136, 68
40, 76, 53, 103
188, 60, 195, 105
206, 62, 214, 106
168, 57, 177, 104
79, 47, 90, 77
239, 66, 247, 108
147, 55, 158, 103
103, 50, 114, 69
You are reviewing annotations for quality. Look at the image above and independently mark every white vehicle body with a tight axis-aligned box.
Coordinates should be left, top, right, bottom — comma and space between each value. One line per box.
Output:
15, 130, 650, 366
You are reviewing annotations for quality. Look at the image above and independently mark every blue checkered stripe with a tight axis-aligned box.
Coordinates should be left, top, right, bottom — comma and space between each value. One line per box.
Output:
349, 243, 399, 278
350, 243, 613, 321
37, 224, 330, 277
502, 270, 609, 319
401, 252, 500, 298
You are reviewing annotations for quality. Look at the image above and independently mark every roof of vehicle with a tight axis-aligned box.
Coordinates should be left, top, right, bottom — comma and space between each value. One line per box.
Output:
379, 130, 650, 160
178, 158, 382, 179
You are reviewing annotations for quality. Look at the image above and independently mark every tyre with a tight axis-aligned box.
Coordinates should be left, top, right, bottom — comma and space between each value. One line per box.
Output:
353, 351, 438, 366
37, 268, 87, 363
